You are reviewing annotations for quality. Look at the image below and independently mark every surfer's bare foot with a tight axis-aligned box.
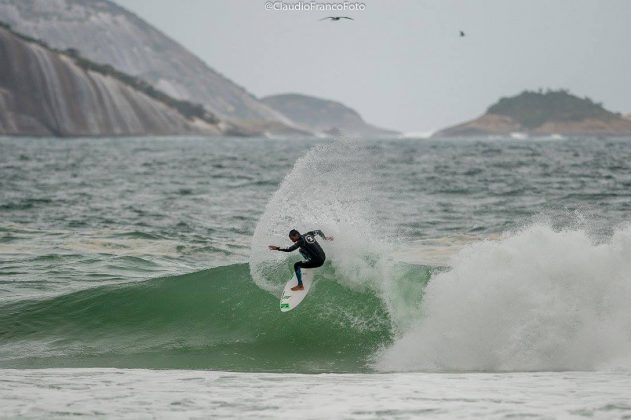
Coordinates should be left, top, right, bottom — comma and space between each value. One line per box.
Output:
291, 284, 304, 291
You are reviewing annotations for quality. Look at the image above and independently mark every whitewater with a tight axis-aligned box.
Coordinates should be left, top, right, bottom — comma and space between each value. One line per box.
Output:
2, 136, 631, 418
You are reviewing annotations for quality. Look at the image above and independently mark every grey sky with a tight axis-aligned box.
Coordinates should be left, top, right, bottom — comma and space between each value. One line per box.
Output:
115, 0, 631, 132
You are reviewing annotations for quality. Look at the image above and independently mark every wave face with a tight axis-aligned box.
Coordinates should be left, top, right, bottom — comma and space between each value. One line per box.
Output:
377, 223, 631, 372
0, 262, 430, 372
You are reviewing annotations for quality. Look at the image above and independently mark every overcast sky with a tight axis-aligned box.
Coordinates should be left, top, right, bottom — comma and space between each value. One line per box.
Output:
115, 0, 631, 133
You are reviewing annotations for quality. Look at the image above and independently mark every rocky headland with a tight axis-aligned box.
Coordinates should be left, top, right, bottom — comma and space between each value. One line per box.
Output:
434, 90, 631, 138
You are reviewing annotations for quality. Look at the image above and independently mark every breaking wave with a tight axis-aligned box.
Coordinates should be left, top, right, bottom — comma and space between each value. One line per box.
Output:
377, 223, 631, 372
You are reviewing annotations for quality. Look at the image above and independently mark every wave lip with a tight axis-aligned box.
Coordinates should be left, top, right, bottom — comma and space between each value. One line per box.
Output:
377, 223, 631, 372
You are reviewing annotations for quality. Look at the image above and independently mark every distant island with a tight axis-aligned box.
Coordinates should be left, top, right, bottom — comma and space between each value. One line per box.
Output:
434, 90, 631, 138
262, 93, 397, 138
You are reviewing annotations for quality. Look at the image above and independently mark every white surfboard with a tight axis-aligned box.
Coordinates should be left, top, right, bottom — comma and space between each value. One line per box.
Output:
280, 269, 315, 312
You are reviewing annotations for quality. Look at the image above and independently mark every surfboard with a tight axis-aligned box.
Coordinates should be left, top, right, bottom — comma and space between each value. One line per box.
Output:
280, 269, 314, 312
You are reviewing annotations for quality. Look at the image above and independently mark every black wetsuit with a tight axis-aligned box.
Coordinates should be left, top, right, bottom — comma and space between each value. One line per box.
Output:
279, 230, 327, 285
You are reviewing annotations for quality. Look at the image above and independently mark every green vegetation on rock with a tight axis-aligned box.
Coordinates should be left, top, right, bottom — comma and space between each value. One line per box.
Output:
487, 89, 619, 129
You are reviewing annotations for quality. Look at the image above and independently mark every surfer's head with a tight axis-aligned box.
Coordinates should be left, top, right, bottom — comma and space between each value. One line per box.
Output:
289, 229, 300, 242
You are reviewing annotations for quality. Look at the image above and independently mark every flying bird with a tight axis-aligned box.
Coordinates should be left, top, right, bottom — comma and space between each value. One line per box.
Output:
459, 30, 466, 37
320, 16, 354, 21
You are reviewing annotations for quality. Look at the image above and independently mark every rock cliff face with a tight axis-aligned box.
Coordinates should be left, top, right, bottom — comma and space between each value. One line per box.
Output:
0, 0, 294, 130
434, 90, 631, 138
0, 26, 222, 136
261, 93, 397, 137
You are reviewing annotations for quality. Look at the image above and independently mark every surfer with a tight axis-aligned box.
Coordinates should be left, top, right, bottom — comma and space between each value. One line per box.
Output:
269, 229, 333, 291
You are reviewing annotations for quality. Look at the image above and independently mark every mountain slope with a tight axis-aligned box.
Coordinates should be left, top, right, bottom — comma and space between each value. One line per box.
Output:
0, 25, 223, 136
0, 0, 295, 130
434, 90, 631, 137
261, 93, 397, 137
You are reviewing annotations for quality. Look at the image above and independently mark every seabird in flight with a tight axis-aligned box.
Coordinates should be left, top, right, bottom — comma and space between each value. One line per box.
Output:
320, 16, 354, 21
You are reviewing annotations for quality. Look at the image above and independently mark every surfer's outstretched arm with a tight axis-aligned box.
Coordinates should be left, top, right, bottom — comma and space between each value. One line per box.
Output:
268, 243, 299, 252
308, 230, 334, 241
279, 242, 300, 252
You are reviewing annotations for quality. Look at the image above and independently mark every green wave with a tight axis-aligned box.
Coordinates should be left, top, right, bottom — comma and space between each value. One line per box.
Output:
0, 263, 430, 372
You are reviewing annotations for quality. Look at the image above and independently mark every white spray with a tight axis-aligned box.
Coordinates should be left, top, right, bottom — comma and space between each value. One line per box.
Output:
377, 223, 631, 372
251, 141, 384, 287
249, 141, 422, 329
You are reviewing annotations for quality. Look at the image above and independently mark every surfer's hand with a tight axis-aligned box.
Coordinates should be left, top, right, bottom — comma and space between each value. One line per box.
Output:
268, 245, 280, 251
325, 236, 334, 241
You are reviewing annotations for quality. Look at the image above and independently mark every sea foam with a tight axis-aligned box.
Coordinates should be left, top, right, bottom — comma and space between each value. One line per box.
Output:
377, 223, 631, 371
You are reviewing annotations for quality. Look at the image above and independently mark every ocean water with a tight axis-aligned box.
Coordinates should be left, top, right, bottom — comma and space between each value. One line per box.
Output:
2, 136, 631, 418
